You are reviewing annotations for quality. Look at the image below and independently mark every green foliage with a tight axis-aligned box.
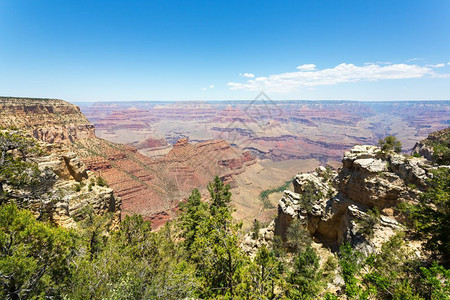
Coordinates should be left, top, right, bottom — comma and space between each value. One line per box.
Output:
259, 178, 292, 209
96, 176, 108, 187
299, 181, 323, 212
286, 246, 321, 299
333, 233, 450, 299
378, 135, 402, 153
427, 129, 450, 165
0, 131, 42, 201
357, 207, 381, 238
400, 168, 450, 265
178, 188, 208, 255
339, 243, 364, 298
208, 176, 232, 213
0, 203, 76, 299
3, 169, 449, 299
433, 143, 450, 165
68, 215, 198, 299
251, 219, 261, 240
240, 245, 284, 299
420, 262, 450, 299
179, 177, 248, 298
322, 165, 334, 181
362, 233, 421, 299
286, 218, 312, 252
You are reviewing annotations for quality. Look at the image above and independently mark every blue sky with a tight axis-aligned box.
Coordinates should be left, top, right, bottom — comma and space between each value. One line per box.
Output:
1, 0, 449, 101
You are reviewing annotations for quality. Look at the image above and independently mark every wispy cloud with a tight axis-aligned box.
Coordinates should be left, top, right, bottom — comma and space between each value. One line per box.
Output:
240, 72, 255, 78
228, 62, 449, 93
202, 84, 215, 91
427, 63, 445, 68
297, 64, 316, 71
406, 57, 423, 62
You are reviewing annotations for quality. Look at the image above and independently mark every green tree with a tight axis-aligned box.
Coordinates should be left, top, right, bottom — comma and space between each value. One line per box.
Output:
299, 182, 323, 212
286, 219, 312, 252
286, 246, 322, 299
208, 176, 232, 214
339, 243, 364, 299
178, 188, 208, 255
362, 233, 421, 299
378, 135, 402, 153
251, 219, 261, 240
357, 207, 381, 238
0, 203, 75, 299
78, 206, 112, 259
240, 245, 284, 299
420, 262, 450, 300
0, 131, 41, 201
182, 177, 246, 298
68, 216, 198, 299
401, 168, 450, 265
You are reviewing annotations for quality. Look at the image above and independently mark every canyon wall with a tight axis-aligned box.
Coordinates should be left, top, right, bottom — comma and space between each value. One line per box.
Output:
0, 98, 256, 227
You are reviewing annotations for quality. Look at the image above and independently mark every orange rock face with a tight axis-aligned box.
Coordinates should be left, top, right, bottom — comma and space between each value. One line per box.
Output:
80, 137, 255, 227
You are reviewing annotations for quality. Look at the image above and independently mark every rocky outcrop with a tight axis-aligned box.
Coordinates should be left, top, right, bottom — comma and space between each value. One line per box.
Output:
412, 127, 449, 163
2, 131, 121, 228
242, 221, 276, 258
274, 145, 435, 254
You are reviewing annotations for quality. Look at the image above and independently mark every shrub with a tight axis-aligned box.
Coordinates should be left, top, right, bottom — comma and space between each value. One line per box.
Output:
96, 176, 108, 187
357, 207, 381, 238
378, 135, 402, 153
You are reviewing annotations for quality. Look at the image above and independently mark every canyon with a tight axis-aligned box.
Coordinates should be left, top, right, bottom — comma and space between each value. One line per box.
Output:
2, 97, 449, 229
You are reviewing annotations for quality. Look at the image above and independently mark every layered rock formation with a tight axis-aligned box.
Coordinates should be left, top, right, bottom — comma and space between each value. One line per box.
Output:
1, 130, 121, 228
81, 100, 449, 167
0, 98, 256, 228
0, 97, 95, 143
274, 145, 436, 253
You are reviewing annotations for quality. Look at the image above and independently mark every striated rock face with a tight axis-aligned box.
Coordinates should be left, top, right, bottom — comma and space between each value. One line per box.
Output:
274, 145, 435, 254
2, 132, 121, 228
0, 98, 257, 228
0, 97, 95, 143
77, 137, 256, 228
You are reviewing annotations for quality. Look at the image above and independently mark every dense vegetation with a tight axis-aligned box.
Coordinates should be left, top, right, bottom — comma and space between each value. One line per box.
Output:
1, 172, 449, 299
0, 130, 449, 299
428, 129, 450, 165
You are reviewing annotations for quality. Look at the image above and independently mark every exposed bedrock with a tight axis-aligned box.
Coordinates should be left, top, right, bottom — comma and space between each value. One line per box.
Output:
274, 145, 435, 254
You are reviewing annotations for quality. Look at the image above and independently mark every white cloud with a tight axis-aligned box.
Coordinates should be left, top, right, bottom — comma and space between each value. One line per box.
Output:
209, 85, 215, 88
240, 72, 255, 78
297, 64, 316, 71
201, 87, 207, 91
427, 63, 445, 68
228, 62, 448, 93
